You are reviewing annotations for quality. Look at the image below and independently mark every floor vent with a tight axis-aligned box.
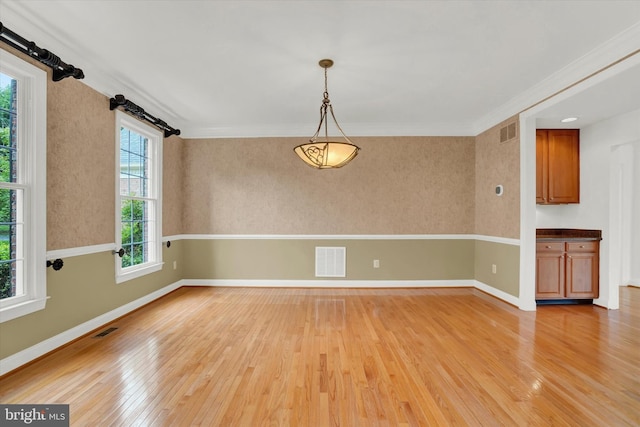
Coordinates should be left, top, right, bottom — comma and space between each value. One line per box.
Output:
94, 327, 118, 338
315, 247, 346, 277
499, 121, 517, 143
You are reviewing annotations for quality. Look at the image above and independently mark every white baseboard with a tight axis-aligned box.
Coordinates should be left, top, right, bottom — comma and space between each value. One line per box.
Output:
1, 278, 520, 376
183, 279, 521, 307
187, 279, 521, 306
473, 280, 520, 307
0, 280, 183, 377
185, 279, 476, 288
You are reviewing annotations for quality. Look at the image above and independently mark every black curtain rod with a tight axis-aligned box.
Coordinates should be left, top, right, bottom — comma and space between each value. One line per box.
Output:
0, 21, 84, 82
110, 94, 181, 138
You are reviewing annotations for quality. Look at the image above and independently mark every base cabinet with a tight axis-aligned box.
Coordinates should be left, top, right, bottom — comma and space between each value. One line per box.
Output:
536, 242, 564, 299
565, 242, 599, 298
536, 240, 599, 300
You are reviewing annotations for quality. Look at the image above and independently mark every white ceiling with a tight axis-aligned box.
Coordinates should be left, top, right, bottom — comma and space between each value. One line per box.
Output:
2, 1, 640, 138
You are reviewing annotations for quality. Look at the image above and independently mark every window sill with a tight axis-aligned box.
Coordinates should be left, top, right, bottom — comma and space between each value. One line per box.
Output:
0, 297, 48, 323
116, 262, 164, 284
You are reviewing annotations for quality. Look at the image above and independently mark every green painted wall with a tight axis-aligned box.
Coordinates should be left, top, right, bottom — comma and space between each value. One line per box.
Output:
184, 239, 475, 281
474, 240, 520, 297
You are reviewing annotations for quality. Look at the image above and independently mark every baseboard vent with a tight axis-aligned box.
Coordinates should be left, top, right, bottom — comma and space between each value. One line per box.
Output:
315, 247, 346, 277
499, 122, 517, 143
94, 327, 118, 338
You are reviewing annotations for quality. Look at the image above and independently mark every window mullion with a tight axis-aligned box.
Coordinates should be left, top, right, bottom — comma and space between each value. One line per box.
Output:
0, 182, 29, 190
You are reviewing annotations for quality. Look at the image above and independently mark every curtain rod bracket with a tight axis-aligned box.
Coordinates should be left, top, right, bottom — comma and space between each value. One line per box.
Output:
110, 94, 181, 138
0, 21, 84, 82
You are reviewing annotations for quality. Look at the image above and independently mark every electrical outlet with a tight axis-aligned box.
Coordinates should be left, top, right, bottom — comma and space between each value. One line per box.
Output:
173, 261, 177, 270
373, 259, 380, 268
492, 264, 497, 274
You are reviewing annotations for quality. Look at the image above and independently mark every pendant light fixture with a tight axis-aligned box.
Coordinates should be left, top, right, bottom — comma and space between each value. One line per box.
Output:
294, 59, 360, 169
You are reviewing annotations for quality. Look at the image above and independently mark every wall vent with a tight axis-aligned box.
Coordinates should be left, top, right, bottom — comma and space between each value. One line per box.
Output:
94, 327, 118, 338
315, 247, 346, 277
499, 122, 517, 143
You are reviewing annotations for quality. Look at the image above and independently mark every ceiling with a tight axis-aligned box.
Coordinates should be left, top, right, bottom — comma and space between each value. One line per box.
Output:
2, 1, 640, 138
535, 54, 640, 129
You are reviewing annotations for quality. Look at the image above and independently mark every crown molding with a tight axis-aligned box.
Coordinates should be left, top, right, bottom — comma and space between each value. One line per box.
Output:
472, 21, 640, 135
179, 122, 477, 139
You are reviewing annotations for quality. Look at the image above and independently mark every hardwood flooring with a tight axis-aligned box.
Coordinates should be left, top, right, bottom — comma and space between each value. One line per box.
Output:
1, 286, 639, 426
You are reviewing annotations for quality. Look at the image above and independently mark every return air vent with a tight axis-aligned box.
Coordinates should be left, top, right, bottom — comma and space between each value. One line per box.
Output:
499, 122, 517, 143
315, 247, 346, 277
94, 327, 118, 338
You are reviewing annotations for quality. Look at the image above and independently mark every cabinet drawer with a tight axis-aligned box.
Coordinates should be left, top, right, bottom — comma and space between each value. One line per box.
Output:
567, 241, 598, 252
537, 242, 564, 252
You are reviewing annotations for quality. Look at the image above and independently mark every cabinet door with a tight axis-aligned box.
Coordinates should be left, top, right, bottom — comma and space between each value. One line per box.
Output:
536, 242, 564, 299
566, 242, 599, 298
536, 130, 548, 203
547, 129, 580, 203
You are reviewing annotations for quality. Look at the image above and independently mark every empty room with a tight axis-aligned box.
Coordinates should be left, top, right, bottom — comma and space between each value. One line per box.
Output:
1, 1, 639, 425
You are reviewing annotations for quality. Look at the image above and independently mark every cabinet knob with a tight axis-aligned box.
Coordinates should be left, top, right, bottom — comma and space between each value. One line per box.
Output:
579, 245, 585, 248
545, 245, 551, 249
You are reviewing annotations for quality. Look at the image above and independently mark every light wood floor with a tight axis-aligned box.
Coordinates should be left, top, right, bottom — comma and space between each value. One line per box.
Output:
1, 286, 639, 426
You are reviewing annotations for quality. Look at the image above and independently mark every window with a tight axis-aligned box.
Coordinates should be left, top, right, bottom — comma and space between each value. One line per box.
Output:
0, 51, 47, 323
115, 110, 162, 283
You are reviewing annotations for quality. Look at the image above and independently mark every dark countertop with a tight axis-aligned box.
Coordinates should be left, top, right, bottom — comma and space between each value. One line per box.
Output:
536, 228, 602, 241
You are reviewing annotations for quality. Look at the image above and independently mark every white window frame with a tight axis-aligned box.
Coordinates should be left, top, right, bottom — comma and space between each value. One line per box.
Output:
0, 50, 47, 323
115, 110, 163, 283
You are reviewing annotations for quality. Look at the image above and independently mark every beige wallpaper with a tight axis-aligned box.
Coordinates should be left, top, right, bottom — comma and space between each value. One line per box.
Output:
474, 116, 521, 239
46, 78, 116, 249
163, 134, 185, 236
0, 45, 118, 249
182, 136, 476, 235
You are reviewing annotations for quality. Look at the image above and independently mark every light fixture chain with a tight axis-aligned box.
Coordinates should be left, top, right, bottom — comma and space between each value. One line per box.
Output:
324, 67, 328, 94
323, 67, 330, 105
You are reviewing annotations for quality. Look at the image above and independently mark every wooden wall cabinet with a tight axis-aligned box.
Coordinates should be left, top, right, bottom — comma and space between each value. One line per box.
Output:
536, 129, 580, 204
536, 239, 600, 301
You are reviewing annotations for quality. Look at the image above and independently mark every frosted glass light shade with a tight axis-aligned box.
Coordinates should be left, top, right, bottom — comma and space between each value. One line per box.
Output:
294, 141, 360, 169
